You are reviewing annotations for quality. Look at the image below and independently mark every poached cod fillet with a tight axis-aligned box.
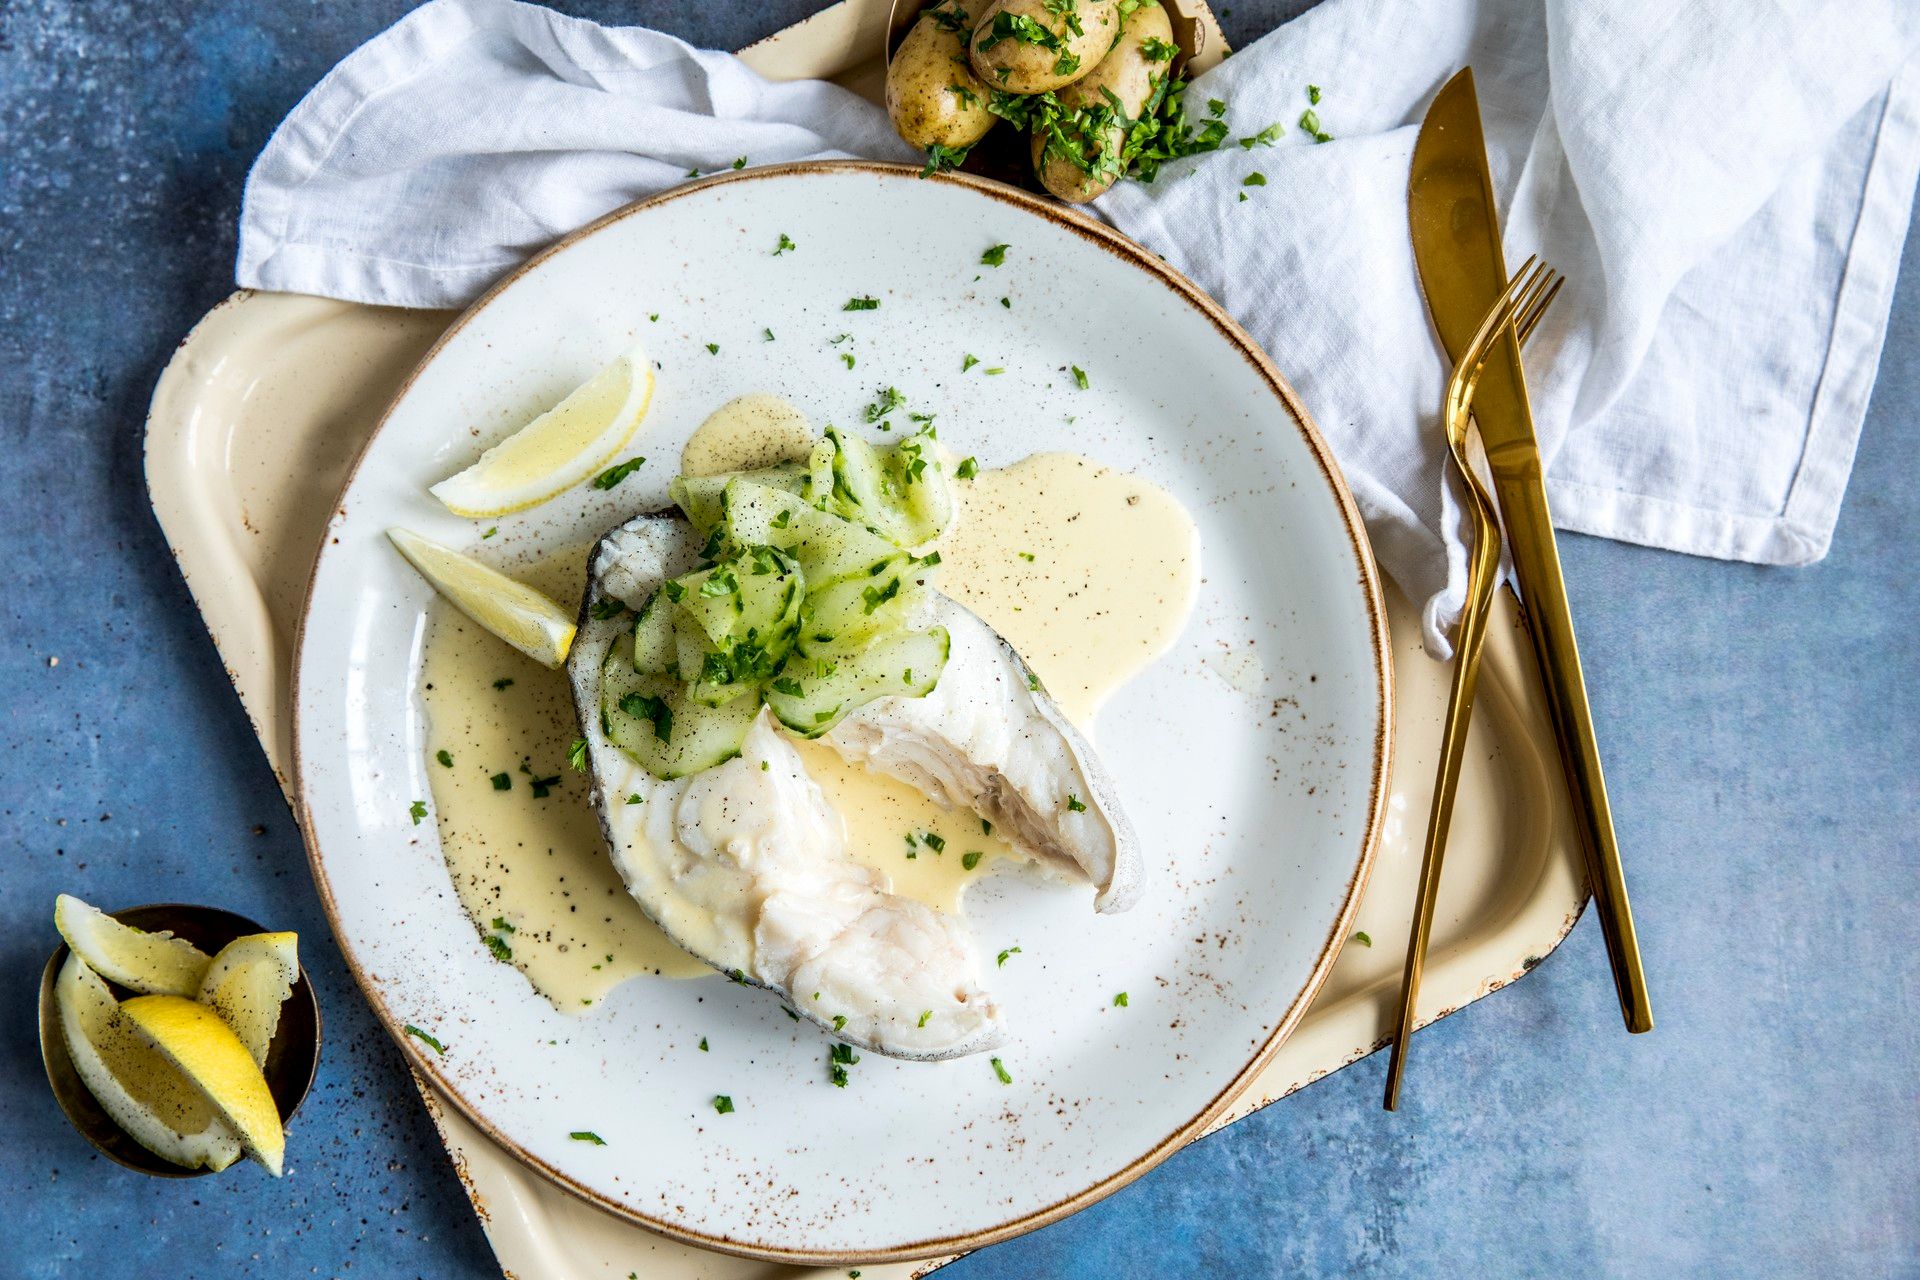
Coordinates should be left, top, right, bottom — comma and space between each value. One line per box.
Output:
568, 512, 1140, 1058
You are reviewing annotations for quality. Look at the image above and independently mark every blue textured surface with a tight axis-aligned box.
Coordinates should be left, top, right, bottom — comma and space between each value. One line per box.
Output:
2, 2, 1916, 1277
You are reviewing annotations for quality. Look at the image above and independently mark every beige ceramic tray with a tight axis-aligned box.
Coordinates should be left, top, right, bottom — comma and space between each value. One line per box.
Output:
143, 3, 1586, 1275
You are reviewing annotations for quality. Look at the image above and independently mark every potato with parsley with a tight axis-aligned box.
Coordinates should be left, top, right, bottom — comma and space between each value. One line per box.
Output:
1030, 1, 1177, 202
887, 1, 998, 154
969, 0, 1119, 96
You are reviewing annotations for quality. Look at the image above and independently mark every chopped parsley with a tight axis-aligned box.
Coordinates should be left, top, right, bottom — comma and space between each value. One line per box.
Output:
841, 352, 856, 369
990, 1056, 1012, 1085
864, 385, 905, 423
1027, 672, 1040, 691
1244, 172, 1267, 187
956, 456, 979, 479
763, 327, 775, 342
1239, 122, 1285, 150
491, 772, 511, 791
1113, 991, 1129, 1007
1071, 365, 1089, 388
1208, 98, 1227, 117
482, 526, 498, 539
588, 598, 628, 620
403, 1024, 446, 1054
408, 799, 427, 826
978, 12, 1060, 53
1018, 550, 1036, 562
774, 233, 796, 255
981, 243, 1009, 267
620, 691, 674, 742
529, 773, 561, 799
832, 1014, 847, 1031
843, 296, 881, 311
492, 917, 515, 933
922, 142, 974, 176
981, 818, 993, 836
626, 793, 642, 804
962, 354, 980, 372
1353, 931, 1373, 947
485, 933, 513, 962
493, 677, 514, 690
436, 749, 454, 767
698, 1036, 709, 1051
962, 850, 984, 870
731, 156, 746, 170
705, 342, 719, 354
1309, 83, 1322, 104
999, 296, 1011, 308
951, 83, 981, 108
997, 946, 1021, 966
924, 832, 946, 853
591, 456, 646, 489
862, 578, 901, 614
1066, 794, 1087, 812
1299, 108, 1332, 143
828, 1043, 861, 1088
567, 737, 589, 772
1138, 36, 1177, 61
570, 1131, 606, 1145
984, 366, 1004, 375
918, 1010, 933, 1028
712, 1095, 735, 1114
1053, 51, 1081, 77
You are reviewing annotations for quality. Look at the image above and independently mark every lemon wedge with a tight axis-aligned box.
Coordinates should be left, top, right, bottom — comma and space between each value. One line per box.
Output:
120, 994, 286, 1176
55, 955, 243, 1172
428, 341, 655, 517
55, 893, 211, 997
388, 528, 577, 668
198, 932, 299, 1070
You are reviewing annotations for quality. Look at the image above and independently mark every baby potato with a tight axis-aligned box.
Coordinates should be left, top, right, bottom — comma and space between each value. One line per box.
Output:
969, 0, 1120, 96
1031, 1, 1177, 202
887, 2, 997, 153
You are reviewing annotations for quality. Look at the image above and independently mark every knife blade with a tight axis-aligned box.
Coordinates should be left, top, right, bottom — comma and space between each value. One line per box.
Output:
1409, 68, 1653, 1033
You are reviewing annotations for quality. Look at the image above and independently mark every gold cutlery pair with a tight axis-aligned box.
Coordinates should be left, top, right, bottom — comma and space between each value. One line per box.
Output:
1387, 69, 1653, 1110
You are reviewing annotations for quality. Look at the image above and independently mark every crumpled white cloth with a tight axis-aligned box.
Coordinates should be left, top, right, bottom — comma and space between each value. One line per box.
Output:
238, 0, 1920, 653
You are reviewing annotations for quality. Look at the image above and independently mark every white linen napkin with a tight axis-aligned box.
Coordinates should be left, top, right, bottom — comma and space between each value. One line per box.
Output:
237, 0, 1920, 653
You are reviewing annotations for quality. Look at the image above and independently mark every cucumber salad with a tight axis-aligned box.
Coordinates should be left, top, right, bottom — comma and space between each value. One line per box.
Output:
599, 424, 956, 779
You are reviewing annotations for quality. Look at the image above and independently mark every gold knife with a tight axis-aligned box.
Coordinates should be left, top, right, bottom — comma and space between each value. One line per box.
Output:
1408, 68, 1653, 1033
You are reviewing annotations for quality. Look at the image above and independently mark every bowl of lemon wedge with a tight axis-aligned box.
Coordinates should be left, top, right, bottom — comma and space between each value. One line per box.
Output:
37, 895, 319, 1178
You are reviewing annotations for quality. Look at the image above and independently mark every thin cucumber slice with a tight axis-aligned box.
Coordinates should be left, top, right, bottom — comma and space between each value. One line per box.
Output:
667, 565, 745, 647
723, 478, 900, 585
601, 637, 758, 778
824, 426, 915, 546
884, 426, 953, 546
802, 561, 924, 646
671, 464, 807, 533
765, 626, 950, 738
629, 589, 678, 675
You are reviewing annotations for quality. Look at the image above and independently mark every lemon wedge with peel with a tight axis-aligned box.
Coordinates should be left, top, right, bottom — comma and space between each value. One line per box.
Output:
55, 893, 211, 997
388, 528, 577, 668
55, 956, 243, 1172
429, 342, 655, 517
198, 932, 299, 1070
120, 994, 286, 1176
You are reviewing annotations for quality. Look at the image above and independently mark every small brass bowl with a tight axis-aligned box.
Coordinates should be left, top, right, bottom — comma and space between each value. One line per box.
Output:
881, 0, 1214, 194
37, 902, 322, 1177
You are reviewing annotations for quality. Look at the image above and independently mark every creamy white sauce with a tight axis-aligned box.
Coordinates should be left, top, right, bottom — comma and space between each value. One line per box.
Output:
420, 395, 1198, 1012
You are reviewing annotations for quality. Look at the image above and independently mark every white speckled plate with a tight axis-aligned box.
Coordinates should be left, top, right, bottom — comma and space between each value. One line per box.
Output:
292, 161, 1389, 1264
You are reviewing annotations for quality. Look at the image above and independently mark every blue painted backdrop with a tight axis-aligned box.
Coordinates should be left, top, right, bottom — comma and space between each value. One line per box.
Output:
2, 2, 1915, 1276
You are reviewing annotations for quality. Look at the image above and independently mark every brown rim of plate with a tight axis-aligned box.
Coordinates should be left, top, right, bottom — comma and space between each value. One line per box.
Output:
287, 158, 1394, 1265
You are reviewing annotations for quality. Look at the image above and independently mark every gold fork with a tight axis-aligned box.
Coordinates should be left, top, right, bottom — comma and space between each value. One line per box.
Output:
1383, 258, 1563, 1112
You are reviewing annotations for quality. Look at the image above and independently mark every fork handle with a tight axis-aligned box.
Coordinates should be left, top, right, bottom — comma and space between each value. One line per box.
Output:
1382, 497, 1502, 1111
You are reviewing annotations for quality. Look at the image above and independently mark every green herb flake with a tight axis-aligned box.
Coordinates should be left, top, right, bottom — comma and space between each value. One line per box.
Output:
705, 342, 719, 355
589, 598, 628, 620
482, 526, 498, 539
924, 832, 946, 853
981, 818, 993, 836
841, 352, 856, 369
991, 1056, 1012, 1085
774, 232, 796, 255
1066, 794, 1087, 812
567, 737, 589, 772
1027, 672, 1040, 691
1208, 98, 1227, 117
922, 142, 974, 176
492, 677, 514, 691
1299, 108, 1332, 143
963, 850, 984, 870
1018, 550, 1035, 562
492, 916, 516, 934
956, 456, 980, 479
1353, 930, 1373, 947
592, 456, 646, 489
619, 691, 674, 743
626, 793, 643, 804
485, 933, 513, 962
731, 156, 746, 170
570, 1130, 607, 1145
997, 946, 1021, 967
1239, 122, 1285, 150
999, 296, 1011, 309
843, 296, 881, 311
436, 749, 454, 768
491, 772, 512, 791
529, 773, 561, 799
832, 1014, 847, 1031
981, 243, 1010, 267
1138, 36, 1177, 62
1243, 172, 1267, 187
1113, 991, 1129, 1007
408, 799, 428, 826
983, 366, 1004, 376
404, 1024, 446, 1054
1308, 83, 1322, 105
763, 327, 775, 342
699, 1036, 709, 1051
918, 1010, 934, 1028
1071, 365, 1089, 389
712, 1095, 735, 1114
962, 354, 980, 372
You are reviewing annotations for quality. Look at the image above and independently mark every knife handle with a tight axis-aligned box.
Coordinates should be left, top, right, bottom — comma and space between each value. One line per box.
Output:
1498, 476, 1654, 1033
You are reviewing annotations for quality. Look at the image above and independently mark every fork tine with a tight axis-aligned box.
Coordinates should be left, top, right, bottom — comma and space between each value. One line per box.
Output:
1515, 275, 1564, 346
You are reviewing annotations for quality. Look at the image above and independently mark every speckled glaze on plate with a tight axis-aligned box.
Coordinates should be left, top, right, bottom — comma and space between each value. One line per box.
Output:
290, 161, 1390, 1262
